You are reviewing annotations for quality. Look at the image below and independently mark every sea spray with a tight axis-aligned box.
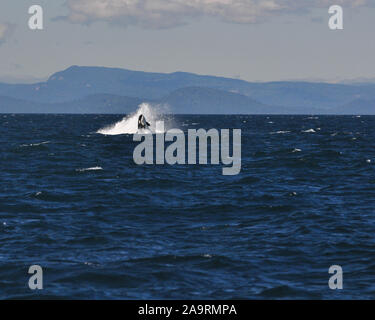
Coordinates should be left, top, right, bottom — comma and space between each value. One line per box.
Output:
97, 103, 170, 135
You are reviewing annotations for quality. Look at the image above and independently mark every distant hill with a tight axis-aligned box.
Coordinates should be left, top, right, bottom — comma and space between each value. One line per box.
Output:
0, 66, 252, 103
338, 98, 375, 115
0, 94, 142, 114
238, 81, 375, 110
0, 96, 48, 113
162, 87, 295, 114
0, 65, 375, 114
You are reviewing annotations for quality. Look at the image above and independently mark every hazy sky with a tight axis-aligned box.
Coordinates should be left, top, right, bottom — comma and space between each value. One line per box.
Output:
0, 0, 374, 83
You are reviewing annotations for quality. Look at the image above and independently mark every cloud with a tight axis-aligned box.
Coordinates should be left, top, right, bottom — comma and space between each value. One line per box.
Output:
64, 0, 369, 28
0, 23, 15, 45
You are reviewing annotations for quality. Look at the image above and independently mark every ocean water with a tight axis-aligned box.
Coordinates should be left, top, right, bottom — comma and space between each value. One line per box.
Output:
0, 113, 375, 299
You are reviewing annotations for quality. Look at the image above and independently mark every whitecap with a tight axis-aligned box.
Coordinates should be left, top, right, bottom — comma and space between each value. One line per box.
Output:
270, 130, 290, 134
20, 141, 50, 147
76, 166, 103, 172
303, 129, 316, 133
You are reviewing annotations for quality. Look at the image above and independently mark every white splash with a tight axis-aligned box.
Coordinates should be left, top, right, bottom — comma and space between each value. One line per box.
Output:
97, 103, 166, 135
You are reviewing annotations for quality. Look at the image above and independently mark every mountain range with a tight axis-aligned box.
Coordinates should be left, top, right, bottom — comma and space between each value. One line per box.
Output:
1, 65, 375, 114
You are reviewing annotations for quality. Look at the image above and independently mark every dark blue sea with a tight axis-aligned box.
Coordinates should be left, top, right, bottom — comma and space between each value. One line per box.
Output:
1, 114, 374, 299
